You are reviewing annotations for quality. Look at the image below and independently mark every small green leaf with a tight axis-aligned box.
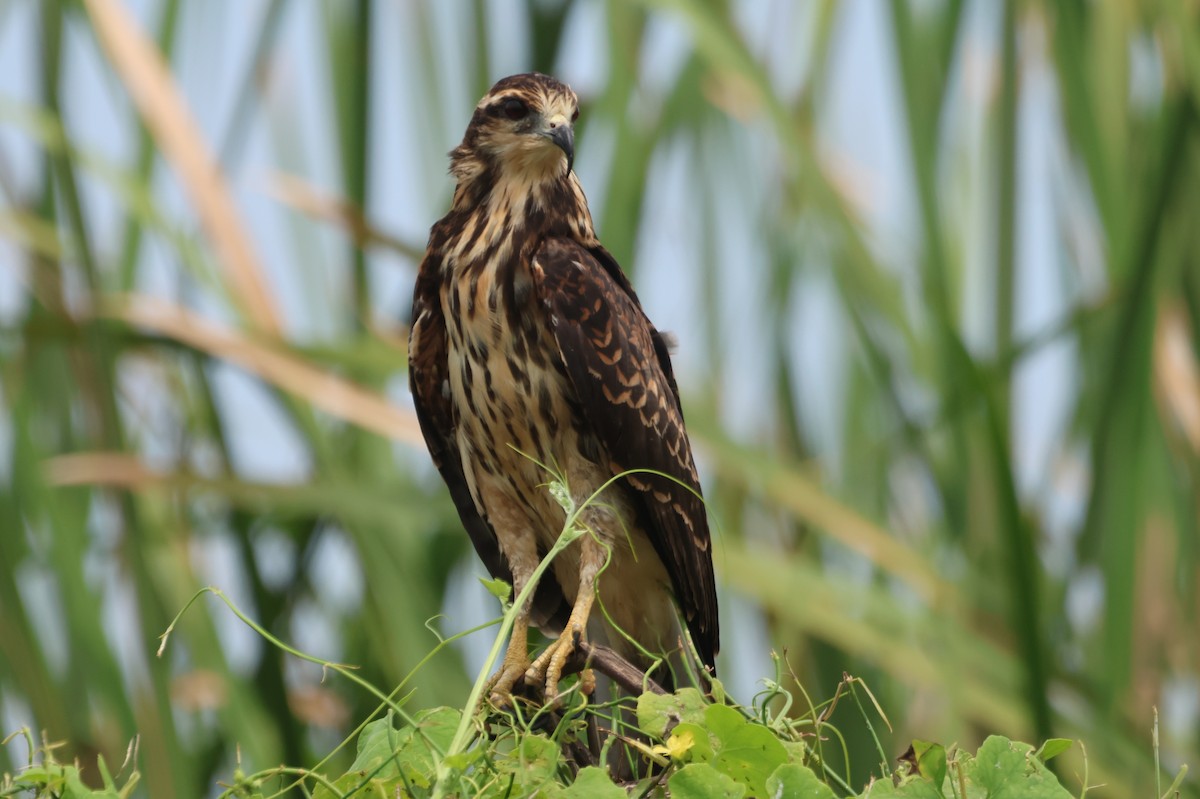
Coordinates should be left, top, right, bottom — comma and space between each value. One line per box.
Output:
911, 740, 947, 790
765, 763, 837, 799
1035, 738, 1073, 762
668, 762, 747, 799
562, 766, 626, 798
96, 753, 116, 790
480, 576, 513, 603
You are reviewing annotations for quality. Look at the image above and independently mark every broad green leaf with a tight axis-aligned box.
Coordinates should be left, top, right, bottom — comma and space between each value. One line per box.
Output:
350, 716, 402, 777
397, 707, 462, 788
636, 688, 708, 737
702, 703, 749, 743
970, 735, 1073, 798
765, 763, 837, 799
668, 762, 747, 799
704, 703, 788, 798
311, 718, 399, 798
859, 774, 944, 798
562, 766, 626, 798
315, 708, 461, 798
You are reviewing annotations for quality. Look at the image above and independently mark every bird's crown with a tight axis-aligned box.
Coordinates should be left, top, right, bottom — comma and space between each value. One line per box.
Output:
450, 73, 580, 182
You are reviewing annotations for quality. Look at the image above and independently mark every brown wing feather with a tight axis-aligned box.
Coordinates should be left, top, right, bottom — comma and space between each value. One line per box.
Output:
531, 237, 719, 668
409, 255, 569, 629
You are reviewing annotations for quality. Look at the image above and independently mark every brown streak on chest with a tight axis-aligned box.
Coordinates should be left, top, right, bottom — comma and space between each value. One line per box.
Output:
443, 250, 582, 498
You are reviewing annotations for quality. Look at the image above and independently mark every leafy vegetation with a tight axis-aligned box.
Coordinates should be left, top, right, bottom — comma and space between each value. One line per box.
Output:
2, 495, 1182, 798
2, 1, 1199, 798
0, 671, 1092, 799
0, 596, 1094, 799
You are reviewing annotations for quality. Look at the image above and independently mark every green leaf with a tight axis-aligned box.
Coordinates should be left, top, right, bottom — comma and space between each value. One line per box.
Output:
562, 766, 626, 798
315, 708, 461, 798
668, 763, 747, 799
911, 740, 947, 790
500, 733, 559, 789
637, 687, 708, 737
95, 753, 116, 791
970, 735, 1074, 798
703, 703, 788, 798
781, 740, 809, 765
442, 746, 485, 771
312, 717, 400, 799
670, 721, 715, 762
765, 763, 837, 799
349, 716, 402, 777
480, 576, 513, 603
397, 706, 461, 788
859, 774, 943, 798
314, 772, 380, 799
19, 763, 120, 799
703, 703, 748, 742
1034, 738, 1073, 762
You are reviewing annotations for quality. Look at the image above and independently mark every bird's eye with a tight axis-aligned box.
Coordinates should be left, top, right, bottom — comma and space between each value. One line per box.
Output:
501, 98, 529, 120
571, 107, 580, 122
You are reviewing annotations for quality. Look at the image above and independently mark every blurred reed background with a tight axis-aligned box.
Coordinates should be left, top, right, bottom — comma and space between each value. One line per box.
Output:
0, 0, 1198, 796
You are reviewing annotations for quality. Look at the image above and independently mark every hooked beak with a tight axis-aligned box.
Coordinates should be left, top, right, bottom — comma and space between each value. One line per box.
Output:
543, 122, 575, 173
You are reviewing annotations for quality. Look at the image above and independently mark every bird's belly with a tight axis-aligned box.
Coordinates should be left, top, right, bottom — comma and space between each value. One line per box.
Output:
446, 304, 583, 550
446, 307, 678, 654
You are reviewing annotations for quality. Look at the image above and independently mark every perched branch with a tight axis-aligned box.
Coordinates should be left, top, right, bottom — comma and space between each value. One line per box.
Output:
569, 642, 667, 696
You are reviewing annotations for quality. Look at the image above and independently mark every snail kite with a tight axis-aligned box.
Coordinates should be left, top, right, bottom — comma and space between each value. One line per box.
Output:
409, 72, 717, 702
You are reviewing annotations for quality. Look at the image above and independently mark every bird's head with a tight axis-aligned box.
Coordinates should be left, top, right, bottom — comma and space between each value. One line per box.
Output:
451, 73, 579, 184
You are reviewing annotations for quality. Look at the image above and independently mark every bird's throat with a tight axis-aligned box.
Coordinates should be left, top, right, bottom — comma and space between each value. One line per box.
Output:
443, 170, 594, 273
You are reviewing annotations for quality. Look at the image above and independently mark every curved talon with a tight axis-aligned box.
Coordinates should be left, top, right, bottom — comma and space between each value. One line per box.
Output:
545, 630, 575, 699
487, 655, 532, 706
526, 624, 595, 702
525, 632, 559, 681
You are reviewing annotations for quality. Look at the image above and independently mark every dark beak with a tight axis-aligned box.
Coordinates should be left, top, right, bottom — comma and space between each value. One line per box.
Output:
546, 124, 575, 173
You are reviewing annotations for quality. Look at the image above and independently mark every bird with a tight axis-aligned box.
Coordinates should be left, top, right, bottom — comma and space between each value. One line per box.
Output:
408, 72, 717, 704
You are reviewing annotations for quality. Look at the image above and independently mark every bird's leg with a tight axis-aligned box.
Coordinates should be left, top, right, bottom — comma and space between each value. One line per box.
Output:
526, 532, 604, 701
487, 572, 534, 705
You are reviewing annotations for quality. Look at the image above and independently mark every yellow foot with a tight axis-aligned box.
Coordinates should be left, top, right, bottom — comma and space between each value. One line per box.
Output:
487, 652, 532, 707
525, 624, 595, 702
